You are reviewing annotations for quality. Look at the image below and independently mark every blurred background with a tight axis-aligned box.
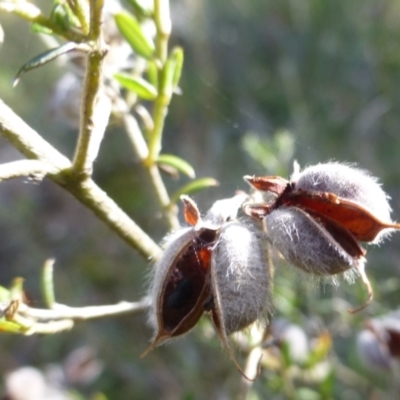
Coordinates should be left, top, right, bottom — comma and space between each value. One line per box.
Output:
1, 0, 400, 399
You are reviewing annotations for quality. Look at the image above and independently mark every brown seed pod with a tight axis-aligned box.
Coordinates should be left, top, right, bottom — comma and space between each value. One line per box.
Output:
142, 226, 216, 357
143, 194, 272, 379
243, 162, 400, 312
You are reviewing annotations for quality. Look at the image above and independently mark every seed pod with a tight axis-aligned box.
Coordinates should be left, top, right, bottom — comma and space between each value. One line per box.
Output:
142, 226, 217, 357
357, 312, 400, 370
244, 162, 400, 312
143, 194, 272, 378
292, 162, 394, 243
210, 221, 271, 335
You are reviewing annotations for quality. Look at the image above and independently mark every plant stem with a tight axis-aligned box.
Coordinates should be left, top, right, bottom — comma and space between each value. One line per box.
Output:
72, 0, 108, 177
19, 298, 148, 321
0, 99, 161, 260
146, 0, 172, 164
122, 112, 179, 230
154, 0, 171, 63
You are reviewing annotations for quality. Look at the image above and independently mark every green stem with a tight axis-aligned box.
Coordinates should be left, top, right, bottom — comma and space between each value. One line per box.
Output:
154, 0, 171, 63
122, 112, 179, 231
147, 96, 167, 164
146, 0, 172, 164
72, 0, 107, 177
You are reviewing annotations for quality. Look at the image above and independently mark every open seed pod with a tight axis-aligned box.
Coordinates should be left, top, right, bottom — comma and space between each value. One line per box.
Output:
143, 193, 273, 379
243, 162, 400, 312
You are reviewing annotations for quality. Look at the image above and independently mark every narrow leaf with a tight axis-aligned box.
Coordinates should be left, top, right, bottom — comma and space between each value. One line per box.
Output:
171, 47, 184, 90
125, 0, 154, 17
114, 73, 158, 100
160, 52, 176, 100
170, 178, 219, 205
14, 42, 80, 86
158, 154, 195, 178
114, 12, 155, 59
31, 23, 53, 34
0, 319, 26, 334
147, 60, 158, 88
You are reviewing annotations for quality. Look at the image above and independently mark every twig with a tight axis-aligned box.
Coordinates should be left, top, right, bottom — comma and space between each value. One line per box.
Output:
237, 347, 264, 400
11, 297, 148, 334
18, 298, 148, 321
72, 0, 108, 177
0, 99, 161, 260
61, 177, 162, 260
0, 160, 56, 182
154, 0, 171, 64
122, 112, 180, 231
0, 100, 71, 169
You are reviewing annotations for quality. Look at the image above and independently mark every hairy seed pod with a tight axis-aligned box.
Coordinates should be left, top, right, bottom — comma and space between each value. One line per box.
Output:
265, 207, 364, 276
211, 221, 271, 335
143, 194, 272, 378
292, 162, 393, 243
244, 162, 400, 312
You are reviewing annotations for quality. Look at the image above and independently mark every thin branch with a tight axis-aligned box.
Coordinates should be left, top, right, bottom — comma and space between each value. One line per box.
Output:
60, 177, 162, 260
0, 98, 161, 260
154, 0, 171, 64
18, 298, 148, 321
0, 100, 71, 170
0, 160, 56, 182
1, 297, 148, 335
122, 112, 180, 231
72, 0, 108, 177
146, 0, 172, 163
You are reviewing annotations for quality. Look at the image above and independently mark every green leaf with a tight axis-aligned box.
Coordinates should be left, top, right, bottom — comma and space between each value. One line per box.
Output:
0, 319, 27, 334
114, 73, 158, 100
160, 53, 175, 100
146, 60, 158, 88
171, 47, 184, 90
170, 178, 219, 205
125, 0, 154, 17
14, 42, 81, 86
157, 154, 195, 178
31, 22, 54, 34
160, 47, 185, 99
114, 12, 155, 59
50, 2, 80, 31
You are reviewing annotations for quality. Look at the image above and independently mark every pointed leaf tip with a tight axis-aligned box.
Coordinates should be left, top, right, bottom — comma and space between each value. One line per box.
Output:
157, 154, 195, 179
114, 73, 158, 100
114, 11, 155, 60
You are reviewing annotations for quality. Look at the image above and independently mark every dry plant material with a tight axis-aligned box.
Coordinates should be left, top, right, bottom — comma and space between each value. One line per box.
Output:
244, 162, 400, 312
143, 194, 273, 379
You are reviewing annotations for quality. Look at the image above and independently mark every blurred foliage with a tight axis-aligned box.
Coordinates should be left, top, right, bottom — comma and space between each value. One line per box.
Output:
1, 0, 400, 399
